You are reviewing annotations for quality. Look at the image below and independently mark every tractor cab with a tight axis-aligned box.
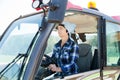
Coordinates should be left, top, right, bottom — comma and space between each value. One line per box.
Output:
0, 0, 120, 80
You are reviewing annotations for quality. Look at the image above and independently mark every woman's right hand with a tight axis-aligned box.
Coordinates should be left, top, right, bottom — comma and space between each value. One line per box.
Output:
48, 64, 62, 72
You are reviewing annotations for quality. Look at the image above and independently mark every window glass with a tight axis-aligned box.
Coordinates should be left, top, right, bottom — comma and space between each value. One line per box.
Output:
0, 12, 43, 79
0, 23, 39, 80
45, 29, 60, 56
106, 22, 120, 66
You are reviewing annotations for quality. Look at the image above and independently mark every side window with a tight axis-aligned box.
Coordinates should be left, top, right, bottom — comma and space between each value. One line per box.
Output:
106, 22, 120, 66
45, 30, 60, 56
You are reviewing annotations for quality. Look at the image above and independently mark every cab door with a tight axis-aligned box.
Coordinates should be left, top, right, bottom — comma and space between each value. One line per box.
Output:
103, 21, 120, 80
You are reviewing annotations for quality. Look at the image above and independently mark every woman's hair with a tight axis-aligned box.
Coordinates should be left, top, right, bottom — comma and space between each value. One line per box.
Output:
56, 23, 65, 29
58, 23, 65, 27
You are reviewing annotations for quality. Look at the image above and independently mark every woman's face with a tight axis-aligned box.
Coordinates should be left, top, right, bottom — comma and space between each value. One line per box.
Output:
57, 25, 68, 38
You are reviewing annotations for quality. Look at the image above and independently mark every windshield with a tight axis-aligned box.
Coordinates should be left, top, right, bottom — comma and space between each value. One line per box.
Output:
0, 12, 43, 80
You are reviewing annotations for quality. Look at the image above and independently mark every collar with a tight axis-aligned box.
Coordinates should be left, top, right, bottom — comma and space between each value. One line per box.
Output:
55, 37, 74, 48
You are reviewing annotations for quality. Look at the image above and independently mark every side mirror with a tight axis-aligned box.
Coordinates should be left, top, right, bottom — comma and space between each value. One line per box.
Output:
47, 0, 68, 23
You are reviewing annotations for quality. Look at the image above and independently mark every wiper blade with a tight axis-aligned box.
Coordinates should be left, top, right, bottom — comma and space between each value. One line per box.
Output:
0, 53, 27, 79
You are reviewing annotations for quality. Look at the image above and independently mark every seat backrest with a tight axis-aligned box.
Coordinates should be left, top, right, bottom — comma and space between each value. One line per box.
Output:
90, 49, 100, 70
77, 43, 92, 72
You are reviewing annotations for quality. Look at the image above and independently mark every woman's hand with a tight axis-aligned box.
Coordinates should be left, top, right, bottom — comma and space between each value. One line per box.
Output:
48, 64, 62, 72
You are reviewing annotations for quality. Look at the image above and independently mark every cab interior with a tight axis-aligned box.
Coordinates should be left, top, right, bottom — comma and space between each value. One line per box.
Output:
38, 10, 100, 79
63, 11, 99, 72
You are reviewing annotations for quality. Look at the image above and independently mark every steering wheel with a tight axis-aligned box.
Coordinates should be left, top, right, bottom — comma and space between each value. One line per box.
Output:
44, 54, 52, 61
36, 54, 61, 80
41, 54, 56, 67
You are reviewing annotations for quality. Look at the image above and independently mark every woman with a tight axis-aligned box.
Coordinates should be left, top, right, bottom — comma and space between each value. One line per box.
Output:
48, 23, 79, 76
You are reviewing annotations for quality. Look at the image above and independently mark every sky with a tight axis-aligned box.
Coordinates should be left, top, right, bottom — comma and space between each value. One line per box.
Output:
71, 0, 120, 16
0, 0, 120, 34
